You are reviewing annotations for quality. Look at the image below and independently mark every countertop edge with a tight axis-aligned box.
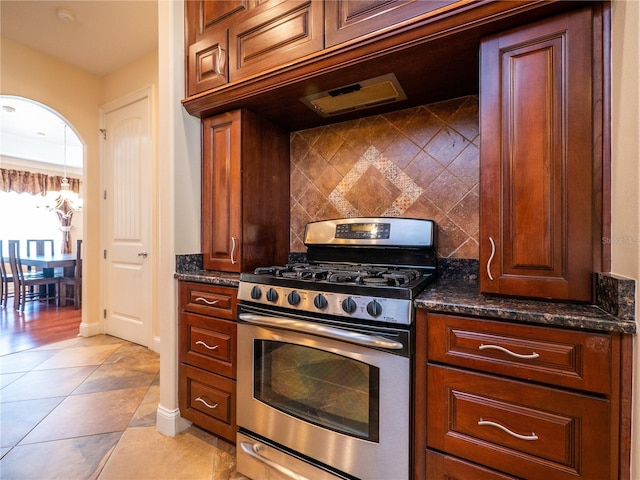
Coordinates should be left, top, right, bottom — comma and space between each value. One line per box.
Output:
175, 266, 637, 335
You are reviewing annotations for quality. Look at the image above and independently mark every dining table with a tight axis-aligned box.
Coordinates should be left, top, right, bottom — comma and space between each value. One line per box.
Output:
5, 253, 78, 306
18, 253, 77, 274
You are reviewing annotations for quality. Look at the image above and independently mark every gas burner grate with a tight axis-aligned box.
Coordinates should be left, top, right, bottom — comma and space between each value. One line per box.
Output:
253, 263, 424, 288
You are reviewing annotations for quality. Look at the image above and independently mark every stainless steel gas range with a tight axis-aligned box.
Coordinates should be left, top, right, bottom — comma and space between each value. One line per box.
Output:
236, 217, 437, 480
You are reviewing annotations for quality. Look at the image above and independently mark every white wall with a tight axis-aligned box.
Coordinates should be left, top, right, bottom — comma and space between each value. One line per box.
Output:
155, 0, 199, 437
0, 37, 101, 331
611, 1, 640, 477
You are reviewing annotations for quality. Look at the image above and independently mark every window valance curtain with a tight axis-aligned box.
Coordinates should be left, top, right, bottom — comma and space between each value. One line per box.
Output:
0, 168, 81, 196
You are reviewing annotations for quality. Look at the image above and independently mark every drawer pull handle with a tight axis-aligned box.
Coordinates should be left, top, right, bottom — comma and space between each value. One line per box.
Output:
195, 297, 219, 306
478, 418, 538, 441
195, 397, 218, 409
195, 340, 219, 350
487, 236, 496, 281
479, 344, 539, 359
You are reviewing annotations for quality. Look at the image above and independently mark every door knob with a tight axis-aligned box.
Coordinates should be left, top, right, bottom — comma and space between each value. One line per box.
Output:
138, 251, 148, 258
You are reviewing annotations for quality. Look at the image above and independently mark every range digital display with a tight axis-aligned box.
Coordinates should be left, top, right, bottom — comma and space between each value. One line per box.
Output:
335, 223, 391, 239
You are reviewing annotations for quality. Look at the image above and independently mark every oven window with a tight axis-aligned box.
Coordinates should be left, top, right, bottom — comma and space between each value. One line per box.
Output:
254, 340, 380, 442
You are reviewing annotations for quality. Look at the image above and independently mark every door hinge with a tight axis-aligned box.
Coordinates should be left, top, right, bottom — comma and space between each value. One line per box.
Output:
103, 190, 107, 200
103, 309, 107, 319
100, 128, 107, 140
103, 249, 107, 259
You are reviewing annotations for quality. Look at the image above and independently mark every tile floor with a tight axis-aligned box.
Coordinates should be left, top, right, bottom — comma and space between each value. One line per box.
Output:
0, 334, 247, 480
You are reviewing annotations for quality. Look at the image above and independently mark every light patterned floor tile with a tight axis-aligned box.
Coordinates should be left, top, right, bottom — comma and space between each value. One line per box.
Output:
32, 343, 123, 370
0, 432, 121, 480
20, 387, 148, 444
98, 426, 217, 480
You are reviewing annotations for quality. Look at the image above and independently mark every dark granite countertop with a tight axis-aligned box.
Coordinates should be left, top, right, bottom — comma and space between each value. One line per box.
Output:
174, 255, 636, 335
174, 270, 240, 287
416, 276, 637, 335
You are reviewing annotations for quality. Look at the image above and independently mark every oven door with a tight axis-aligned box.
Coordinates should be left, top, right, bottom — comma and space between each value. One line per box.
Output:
237, 308, 410, 480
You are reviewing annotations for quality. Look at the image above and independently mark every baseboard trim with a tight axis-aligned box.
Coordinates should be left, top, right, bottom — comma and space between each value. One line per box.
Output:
78, 321, 102, 337
156, 404, 191, 437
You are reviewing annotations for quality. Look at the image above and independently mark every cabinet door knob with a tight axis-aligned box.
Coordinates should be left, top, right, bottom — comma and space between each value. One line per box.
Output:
195, 396, 219, 409
487, 236, 496, 281
195, 340, 219, 350
479, 344, 539, 359
478, 418, 538, 441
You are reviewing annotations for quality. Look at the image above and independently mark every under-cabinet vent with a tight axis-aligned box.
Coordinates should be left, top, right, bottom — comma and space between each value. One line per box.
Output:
299, 73, 407, 117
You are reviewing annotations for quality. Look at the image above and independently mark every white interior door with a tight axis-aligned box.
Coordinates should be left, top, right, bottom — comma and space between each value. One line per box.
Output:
102, 90, 153, 347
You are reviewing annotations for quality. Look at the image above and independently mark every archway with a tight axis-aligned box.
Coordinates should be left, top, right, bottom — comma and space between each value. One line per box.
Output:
0, 96, 84, 254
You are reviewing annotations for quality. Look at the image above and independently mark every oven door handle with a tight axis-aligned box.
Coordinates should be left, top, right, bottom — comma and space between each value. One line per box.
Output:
240, 442, 311, 480
239, 313, 404, 350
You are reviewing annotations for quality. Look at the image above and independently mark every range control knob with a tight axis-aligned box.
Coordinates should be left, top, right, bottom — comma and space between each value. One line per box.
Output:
366, 300, 382, 317
250, 286, 262, 300
342, 297, 357, 314
314, 294, 328, 309
266, 288, 279, 303
287, 291, 301, 306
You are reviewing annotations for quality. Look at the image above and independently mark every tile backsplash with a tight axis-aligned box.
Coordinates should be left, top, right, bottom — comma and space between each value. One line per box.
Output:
290, 95, 479, 258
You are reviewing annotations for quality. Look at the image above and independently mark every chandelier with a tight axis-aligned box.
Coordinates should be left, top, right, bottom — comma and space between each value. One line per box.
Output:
45, 123, 82, 253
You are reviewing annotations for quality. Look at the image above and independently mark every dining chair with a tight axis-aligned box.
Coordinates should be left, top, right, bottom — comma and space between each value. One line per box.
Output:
26, 239, 55, 256
59, 239, 82, 309
25, 238, 56, 277
0, 240, 14, 307
8, 239, 60, 311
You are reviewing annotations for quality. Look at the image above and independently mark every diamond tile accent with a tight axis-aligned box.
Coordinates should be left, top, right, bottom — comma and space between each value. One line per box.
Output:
290, 96, 480, 258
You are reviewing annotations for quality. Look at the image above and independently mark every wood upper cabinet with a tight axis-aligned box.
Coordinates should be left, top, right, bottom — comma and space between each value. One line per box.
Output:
186, 0, 323, 95
324, 0, 460, 48
479, 7, 597, 302
229, 0, 323, 81
185, 0, 250, 96
201, 109, 289, 272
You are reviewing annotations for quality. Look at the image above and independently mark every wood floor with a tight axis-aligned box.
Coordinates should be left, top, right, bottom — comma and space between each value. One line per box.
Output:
0, 299, 82, 355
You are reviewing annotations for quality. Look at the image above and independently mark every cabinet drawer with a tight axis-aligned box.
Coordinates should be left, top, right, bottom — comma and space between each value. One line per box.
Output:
179, 364, 236, 443
180, 311, 236, 378
427, 314, 612, 394
425, 450, 517, 480
180, 282, 237, 320
427, 366, 610, 479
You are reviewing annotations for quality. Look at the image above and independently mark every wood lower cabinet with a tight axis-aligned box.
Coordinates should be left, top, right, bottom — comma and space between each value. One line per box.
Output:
414, 311, 631, 480
479, 7, 600, 302
179, 281, 238, 443
201, 109, 289, 273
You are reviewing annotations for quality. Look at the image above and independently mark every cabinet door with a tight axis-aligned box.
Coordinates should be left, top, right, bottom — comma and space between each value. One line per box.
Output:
185, 1, 250, 96
479, 8, 594, 301
202, 111, 242, 272
229, 0, 323, 81
325, 0, 460, 48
